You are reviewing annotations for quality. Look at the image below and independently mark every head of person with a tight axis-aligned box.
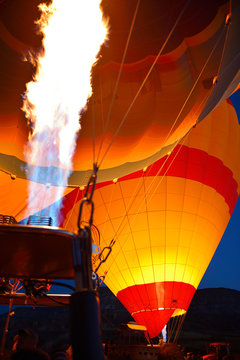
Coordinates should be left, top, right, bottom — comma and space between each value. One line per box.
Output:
12, 329, 38, 352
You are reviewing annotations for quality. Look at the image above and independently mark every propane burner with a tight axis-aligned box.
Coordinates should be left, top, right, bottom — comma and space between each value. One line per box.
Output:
27, 215, 53, 226
0, 215, 17, 225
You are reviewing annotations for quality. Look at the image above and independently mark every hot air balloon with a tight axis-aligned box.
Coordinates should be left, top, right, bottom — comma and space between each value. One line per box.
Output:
0, 0, 240, 194
58, 98, 240, 338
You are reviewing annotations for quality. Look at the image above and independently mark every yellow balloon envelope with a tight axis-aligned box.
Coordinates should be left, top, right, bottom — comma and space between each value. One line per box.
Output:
60, 99, 240, 337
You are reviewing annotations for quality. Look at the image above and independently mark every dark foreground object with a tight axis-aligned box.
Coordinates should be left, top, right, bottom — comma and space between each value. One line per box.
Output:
70, 290, 104, 360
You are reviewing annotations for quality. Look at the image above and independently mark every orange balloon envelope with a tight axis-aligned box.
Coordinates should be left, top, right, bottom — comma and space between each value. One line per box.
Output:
59, 98, 240, 337
0, 0, 240, 185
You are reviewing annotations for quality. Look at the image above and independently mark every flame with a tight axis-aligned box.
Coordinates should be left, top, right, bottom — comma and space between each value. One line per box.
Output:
22, 0, 108, 224
162, 324, 167, 342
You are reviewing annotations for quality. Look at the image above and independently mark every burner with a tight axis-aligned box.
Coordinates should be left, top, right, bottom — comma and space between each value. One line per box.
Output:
0, 215, 17, 224
27, 215, 53, 226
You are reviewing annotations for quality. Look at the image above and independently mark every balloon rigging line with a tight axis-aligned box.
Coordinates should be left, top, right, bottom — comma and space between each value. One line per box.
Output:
167, 314, 181, 342
97, 0, 192, 170
0, 168, 14, 178
95, 72, 105, 167
96, 0, 141, 166
42, 294, 68, 306
214, 0, 232, 78
95, 177, 145, 294
173, 315, 183, 343
118, 179, 155, 310
173, 313, 186, 343
168, 313, 184, 343
95, 180, 119, 246
142, 174, 161, 310
167, 315, 176, 342
166, 140, 195, 317
168, 314, 178, 342
91, 92, 96, 165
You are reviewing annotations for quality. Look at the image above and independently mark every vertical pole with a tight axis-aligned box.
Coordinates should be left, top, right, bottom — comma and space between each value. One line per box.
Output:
0, 298, 13, 358
70, 290, 104, 360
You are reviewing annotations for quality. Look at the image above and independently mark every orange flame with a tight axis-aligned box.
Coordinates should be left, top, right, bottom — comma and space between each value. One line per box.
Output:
22, 0, 109, 223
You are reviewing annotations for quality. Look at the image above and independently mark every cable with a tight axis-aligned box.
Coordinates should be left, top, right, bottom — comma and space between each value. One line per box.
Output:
43, 294, 69, 306
48, 281, 75, 292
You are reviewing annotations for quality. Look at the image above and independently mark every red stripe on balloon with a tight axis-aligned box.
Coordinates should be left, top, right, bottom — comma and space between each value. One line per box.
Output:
118, 145, 238, 215
59, 145, 238, 225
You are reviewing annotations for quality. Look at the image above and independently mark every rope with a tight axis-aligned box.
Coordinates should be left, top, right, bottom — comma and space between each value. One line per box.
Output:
92, 92, 96, 165
173, 313, 186, 343
43, 294, 69, 306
